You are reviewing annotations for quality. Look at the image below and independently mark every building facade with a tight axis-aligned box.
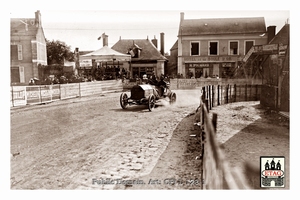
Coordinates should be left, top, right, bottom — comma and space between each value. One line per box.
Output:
177, 12, 270, 78
111, 33, 168, 78
10, 10, 47, 85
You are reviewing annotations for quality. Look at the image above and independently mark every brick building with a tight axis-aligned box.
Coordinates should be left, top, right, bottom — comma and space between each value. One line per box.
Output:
10, 10, 47, 85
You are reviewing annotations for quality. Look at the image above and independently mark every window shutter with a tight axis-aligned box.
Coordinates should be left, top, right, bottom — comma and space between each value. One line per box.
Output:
19, 66, 25, 83
18, 45, 23, 60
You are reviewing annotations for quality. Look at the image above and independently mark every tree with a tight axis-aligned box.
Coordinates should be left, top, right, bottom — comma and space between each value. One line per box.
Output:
46, 39, 74, 65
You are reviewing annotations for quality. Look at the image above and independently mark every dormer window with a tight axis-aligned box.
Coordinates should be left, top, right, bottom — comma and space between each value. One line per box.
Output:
128, 43, 142, 58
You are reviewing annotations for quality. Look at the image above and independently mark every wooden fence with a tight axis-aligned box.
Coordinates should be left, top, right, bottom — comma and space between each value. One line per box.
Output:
10, 80, 123, 107
197, 103, 251, 189
122, 78, 262, 90
202, 84, 261, 110
196, 83, 261, 189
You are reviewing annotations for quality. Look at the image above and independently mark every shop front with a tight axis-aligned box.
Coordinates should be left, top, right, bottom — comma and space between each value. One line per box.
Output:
132, 66, 154, 78
183, 55, 240, 78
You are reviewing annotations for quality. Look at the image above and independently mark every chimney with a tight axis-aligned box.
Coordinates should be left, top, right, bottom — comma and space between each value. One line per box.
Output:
75, 47, 79, 69
180, 12, 184, 22
267, 26, 276, 43
160, 32, 165, 56
35, 10, 41, 27
103, 34, 108, 47
152, 35, 158, 48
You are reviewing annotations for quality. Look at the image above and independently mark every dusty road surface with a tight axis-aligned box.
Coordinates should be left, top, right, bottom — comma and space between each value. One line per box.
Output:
10, 89, 289, 190
123, 101, 290, 190
10, 90, 202, 189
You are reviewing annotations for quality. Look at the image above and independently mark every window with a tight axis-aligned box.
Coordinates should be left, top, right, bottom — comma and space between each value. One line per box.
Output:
11, 67, 20, 83
229, 41, 238, 55
11, 44, 23, 60
190, 42, 200, 56
209, 42, 218, 55
10, 66, 24, 83
245, 41, 254, 55
11, 45, 18, 61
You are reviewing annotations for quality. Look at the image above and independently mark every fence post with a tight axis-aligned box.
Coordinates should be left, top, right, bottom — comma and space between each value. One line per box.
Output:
229, 84, 231, 103
201, 88, 206, 128
217, 85, 220, 105
200, 103, 205, 190
249, 84, 252, 101
226, 84, 229, 104
11, 86, 14, 107
39, 86, 42, 103
255, 85, 258, 101
212, 113, 217, 133
234, 84, 237, 102
59, 84, 62, 100
208, 85, 211, 110
49, 84, 54, 101
212, 85, 214, 107
219, 85, 223, 105
79, 82, 81, 97
202, 86, 206, 100
245, 84, 248, 101
205, 99, 209, 113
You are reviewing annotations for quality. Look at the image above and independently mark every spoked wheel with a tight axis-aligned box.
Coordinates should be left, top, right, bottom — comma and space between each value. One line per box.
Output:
170, 92, 177, 104
148, 94, 155, 111
120, 93, 128, 109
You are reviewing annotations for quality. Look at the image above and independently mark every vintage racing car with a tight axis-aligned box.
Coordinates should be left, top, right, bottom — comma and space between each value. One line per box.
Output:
120, 82, 176, 111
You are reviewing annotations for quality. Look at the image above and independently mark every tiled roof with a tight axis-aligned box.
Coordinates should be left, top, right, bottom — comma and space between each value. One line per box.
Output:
111, 39, 167, 61
269, 24, 289, 45
11, 18, 39, 36
179, 17, 266, 36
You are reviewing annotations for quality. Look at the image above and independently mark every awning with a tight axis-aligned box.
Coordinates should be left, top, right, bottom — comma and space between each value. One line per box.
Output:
80, 46, 131, 62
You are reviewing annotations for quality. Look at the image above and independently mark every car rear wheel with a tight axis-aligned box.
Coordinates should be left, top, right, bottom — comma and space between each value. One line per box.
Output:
148, 94, 155, 111
120, 93, 128, 109
170, 92, 176, 104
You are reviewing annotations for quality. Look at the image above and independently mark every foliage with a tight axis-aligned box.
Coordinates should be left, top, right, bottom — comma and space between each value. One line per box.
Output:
46, 39, 74, 65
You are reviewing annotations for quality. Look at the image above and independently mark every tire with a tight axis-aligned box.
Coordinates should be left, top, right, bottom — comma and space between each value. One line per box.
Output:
120, 93, 128, 109
148, 94, 155, 111
170, 92, 176, 104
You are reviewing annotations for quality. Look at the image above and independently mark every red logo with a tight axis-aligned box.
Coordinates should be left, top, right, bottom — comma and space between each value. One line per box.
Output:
262, 170, 284, 177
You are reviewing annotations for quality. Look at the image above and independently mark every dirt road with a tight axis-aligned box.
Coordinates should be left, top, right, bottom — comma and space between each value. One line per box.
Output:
10, 89, 289, 190
10, 90, 202, 189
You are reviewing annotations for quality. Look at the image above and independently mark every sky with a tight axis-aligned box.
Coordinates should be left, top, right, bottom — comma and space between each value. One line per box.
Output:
9, 9, 290, 53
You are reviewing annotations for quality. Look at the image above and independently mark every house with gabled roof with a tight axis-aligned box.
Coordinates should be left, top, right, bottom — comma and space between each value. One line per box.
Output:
177, 12, 270, 79
111, 33, 168, 78
10, 10, 47, 85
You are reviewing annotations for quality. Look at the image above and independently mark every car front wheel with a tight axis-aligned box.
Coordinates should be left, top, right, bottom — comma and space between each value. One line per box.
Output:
170, 92, 176, 104
120, 93, 128, 109
148, 94, 155, 111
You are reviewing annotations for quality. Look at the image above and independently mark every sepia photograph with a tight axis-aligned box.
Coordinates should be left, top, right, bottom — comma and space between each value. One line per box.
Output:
5, 0, 297, 198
